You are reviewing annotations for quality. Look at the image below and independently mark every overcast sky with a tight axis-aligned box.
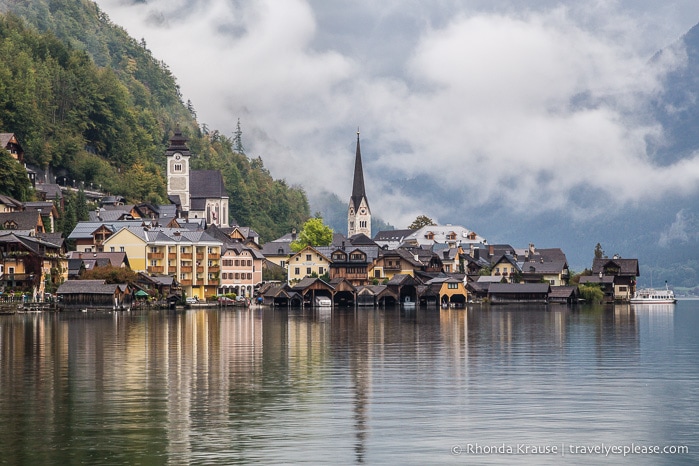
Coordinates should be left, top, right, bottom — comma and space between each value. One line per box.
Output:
94, 0, 699, 230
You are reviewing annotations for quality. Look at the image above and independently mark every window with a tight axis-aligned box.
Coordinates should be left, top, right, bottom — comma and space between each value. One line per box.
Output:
85, 247, 92, 252
150, 260, 157, 266
247, 273, 252, 280
448, 282, 458, 289
120, 247, 125, 252
445, 265, 451, 272
319, 267, 324, 275
247, 260, 252, 266
295, 267, 300, 275
235, 260, 240, 266
235, 273, 240, 279
306, 254, 312, 261
307, 267, 312, 275
174, 163, 182, 171
150, 247, 158, 253
110, 247, 115, 252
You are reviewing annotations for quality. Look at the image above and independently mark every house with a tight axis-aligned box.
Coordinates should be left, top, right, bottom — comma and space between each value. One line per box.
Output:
23, 201, 60, 233
219, 243, 264, 298
287, 246, 332, 283
370, 248, 424, 281
56, 279, 131, 310
399, 224, 487, 248
549, 286, 580, 305
101, 226, 222, 300
260, 230, 297, 270
0, 231, 67, 300
0, 211, 45, 235
0, 195, 24, 213
425, 275, 469, 308
34, 183, 64, 210
67, 220, 147, 252
373, 229, 413, 250
487, 283, 550, 304
0, 133, 24, 162
66, 251, 130, 280
324, 245, 379, 286
591, 256, 639, 301
136, 272, 179, 301
490, 254, 521, 283
519, 260, 569, 286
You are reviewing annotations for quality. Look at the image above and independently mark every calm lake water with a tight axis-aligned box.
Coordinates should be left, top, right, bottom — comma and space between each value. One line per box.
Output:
0, 301, 697, 465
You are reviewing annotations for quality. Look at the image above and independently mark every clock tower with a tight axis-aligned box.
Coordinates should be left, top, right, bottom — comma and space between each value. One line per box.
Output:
166, 129, 192, 213
348, 130, 371, 238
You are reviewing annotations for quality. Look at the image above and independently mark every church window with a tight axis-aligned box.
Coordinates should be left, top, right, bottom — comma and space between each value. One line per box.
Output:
174, 163, 182, 172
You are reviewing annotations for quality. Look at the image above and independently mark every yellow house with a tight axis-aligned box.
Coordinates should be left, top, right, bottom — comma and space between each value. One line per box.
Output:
101, 227, 148, 272
369, 248, 422, 281
287, 246, 331, 283
491, 255, 520, 283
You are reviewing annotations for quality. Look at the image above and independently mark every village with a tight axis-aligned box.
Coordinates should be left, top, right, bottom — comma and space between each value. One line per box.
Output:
0, 130, 641, 310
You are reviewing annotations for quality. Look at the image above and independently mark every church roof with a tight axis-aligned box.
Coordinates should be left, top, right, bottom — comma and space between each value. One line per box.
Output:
190, 170, 228, 199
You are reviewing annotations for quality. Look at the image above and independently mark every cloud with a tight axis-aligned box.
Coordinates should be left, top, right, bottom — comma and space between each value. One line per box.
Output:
95, 0, 699, 227
658, 209, 698, 247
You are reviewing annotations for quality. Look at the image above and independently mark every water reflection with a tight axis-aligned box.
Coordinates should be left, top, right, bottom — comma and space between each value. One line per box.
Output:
0, 303, 696, 464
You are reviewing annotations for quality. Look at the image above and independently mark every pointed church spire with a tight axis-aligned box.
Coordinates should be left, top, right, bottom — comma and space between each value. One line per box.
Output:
351, 129, 369, 211
348, 129, 371, 238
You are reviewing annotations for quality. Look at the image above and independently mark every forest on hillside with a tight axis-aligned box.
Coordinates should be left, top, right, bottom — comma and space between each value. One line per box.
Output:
0, 0, 310, 242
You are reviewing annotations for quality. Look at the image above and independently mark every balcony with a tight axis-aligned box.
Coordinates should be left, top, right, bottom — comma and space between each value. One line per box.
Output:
180, 266, 193, 273
168, 253, 177, 260
196, 254, 204, 261
179, 279, 192, 286
180, 253, 193, 260
149, 252, 164, 260
147, 266, 164, 274
208, 253, 220, 260
208, 266, 220, 273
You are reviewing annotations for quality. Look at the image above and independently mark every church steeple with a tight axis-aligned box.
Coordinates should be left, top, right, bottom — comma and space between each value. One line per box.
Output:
348, 130, 371, 238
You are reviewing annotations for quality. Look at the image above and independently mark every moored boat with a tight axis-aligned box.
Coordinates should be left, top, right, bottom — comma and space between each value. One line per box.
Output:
630, 283, 677, 304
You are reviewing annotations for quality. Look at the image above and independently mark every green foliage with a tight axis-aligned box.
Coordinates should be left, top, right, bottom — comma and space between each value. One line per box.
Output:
0, 7, 310, 242
0, 150, 32, 200
594, 243, 605, 259
290, 217, 333, 252
579, 283, 604, 304
408, 215, 436, 230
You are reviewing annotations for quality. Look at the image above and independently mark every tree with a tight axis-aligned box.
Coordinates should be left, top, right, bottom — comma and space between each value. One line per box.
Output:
0, 151, 32, 201
291, 217, 333, 252
233, 118, 244, 154
594, 243, 605, 259
81, 265, 138, 284
408, 215, 436, 230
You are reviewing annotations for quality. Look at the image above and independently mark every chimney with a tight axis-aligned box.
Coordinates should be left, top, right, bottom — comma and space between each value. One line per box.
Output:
291, 228, 297, 241
489, 245, 494, 257
341, 241, 345, 250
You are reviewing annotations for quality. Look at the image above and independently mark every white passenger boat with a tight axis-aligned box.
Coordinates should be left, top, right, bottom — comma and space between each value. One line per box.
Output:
630, 283, 677, 304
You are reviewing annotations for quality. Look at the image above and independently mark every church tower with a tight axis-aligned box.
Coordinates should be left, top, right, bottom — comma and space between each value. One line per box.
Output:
348, 130, 371, 238
166, 129, 192, 213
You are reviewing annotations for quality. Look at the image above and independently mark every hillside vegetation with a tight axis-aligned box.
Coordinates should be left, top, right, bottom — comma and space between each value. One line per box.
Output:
0, 0, 309, 241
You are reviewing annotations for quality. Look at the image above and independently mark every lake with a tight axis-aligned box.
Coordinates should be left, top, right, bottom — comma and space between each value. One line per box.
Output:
0, 301, 697, 465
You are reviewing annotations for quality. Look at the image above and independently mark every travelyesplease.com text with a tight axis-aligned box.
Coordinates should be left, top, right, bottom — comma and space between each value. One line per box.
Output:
451, 442, 690, 457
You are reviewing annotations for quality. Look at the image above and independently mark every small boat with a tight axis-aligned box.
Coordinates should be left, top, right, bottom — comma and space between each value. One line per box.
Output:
630, 282, 677, 304
315, 296, 332, 307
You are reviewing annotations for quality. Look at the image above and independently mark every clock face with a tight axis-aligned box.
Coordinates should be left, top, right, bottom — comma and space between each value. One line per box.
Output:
360, 208, 366, 214
174, 153, 182, 160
